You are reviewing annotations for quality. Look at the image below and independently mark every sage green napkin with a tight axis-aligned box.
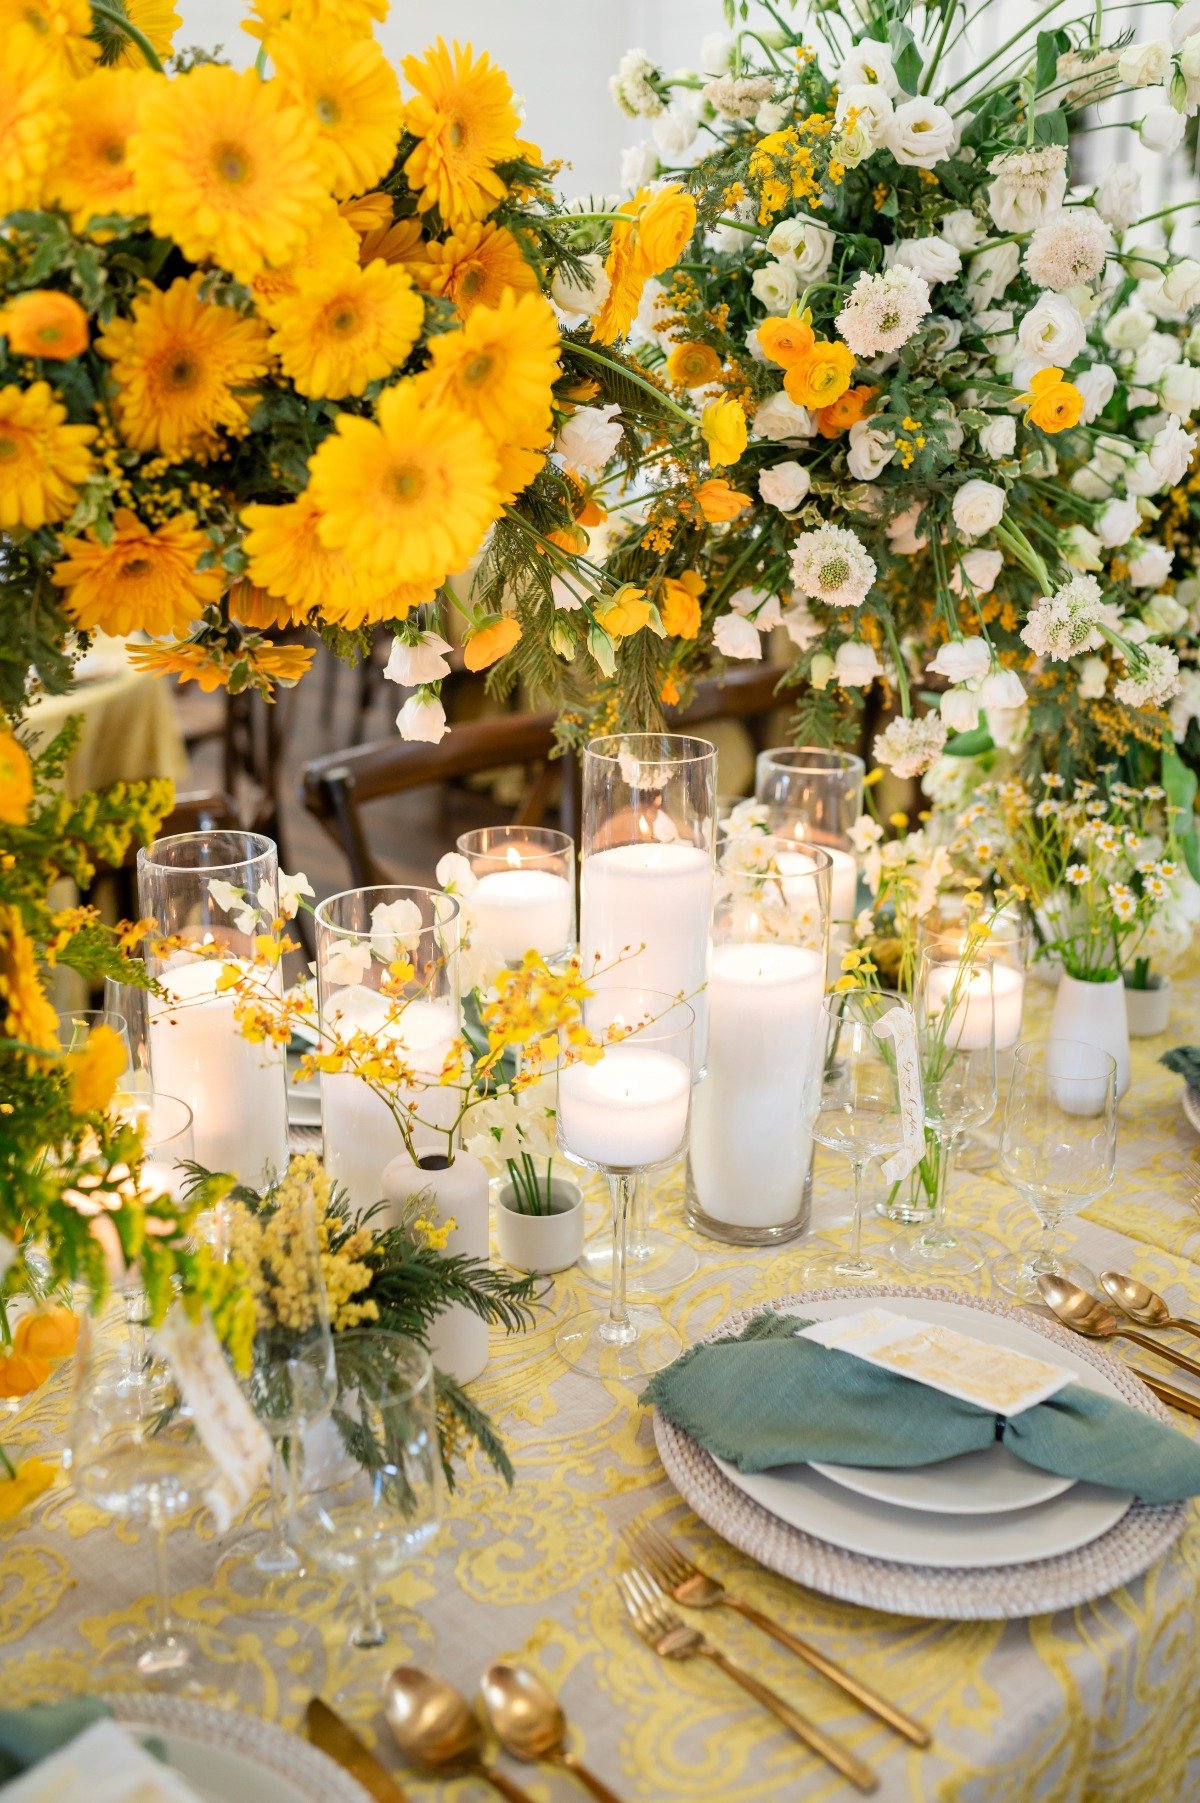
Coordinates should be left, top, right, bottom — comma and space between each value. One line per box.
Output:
641, 1312, 1200, 1505
0, 1700, 111, 1783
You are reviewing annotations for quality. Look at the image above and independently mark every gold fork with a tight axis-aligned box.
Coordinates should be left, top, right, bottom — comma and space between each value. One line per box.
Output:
623, 1517, 930, 1748
618, 1568, 879, 1795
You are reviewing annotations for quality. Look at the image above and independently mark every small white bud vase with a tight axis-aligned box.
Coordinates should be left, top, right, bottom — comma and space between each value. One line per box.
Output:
1124, 975, 1172, 1039
1048, 973, 1131, 1102
381, 1146, 490, 1383
494, 1176, 585, 1273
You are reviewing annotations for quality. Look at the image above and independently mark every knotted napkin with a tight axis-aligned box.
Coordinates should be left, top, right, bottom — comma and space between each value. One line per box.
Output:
641, 1311, 1200, 1504
0, 1701, 110, 1782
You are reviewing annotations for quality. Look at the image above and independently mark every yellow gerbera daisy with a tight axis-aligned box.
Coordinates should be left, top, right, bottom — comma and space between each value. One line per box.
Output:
307, 382, 501, 587
129, 64, 330, 283
493, 436, 550, 505
268, 260, 424, 399
47, 68, 153, 232
249, 213, 360, 322
418, 222, 538, 317
98, 275, 272, 461
0, 381, 94, 531
0, 26, 67, 215
0, 0, 96, 76
0, 729, 33, 826
356, 212, 425, 269
338, 190, 392, 235
52, 507, 224, 636
321, 577, 437, 630
422, 291, 559, 447
0, 905, 58, 1054
100, 0, 180, 67
245, 0, 385, 45
402, 39, 522, 224
226, 577, 311, 630
271, 26, 402, 199
241, 490, 392, 616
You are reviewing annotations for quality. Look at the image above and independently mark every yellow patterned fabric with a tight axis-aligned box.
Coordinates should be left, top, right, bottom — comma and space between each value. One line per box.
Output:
3, 972, 1200, 1801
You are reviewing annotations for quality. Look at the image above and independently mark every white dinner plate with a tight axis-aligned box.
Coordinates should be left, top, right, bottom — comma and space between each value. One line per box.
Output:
797, 1294, 1115, 1515
106, 1697, 371, 1803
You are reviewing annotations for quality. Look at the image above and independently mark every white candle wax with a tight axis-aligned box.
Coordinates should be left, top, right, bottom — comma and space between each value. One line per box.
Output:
926, 961, 1025, 1052
689, 943, 825, 1228
467, 868, 573, 962
147, 959, 288, 1189
580, 841, 712, 1060
320, 986, 459, 1209
558, 1045, 690, 1169
774, 846, 858, 928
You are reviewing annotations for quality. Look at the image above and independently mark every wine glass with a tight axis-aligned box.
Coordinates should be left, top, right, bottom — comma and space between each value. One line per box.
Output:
803, 991, 915, 1285
892, 948, 998, 1281
919, 916, 1031, 1173
111, 1088, 194, 1390
66, 1312, 246, 1701
555, 988, 694, 1381
294, 1332, 440, 1716
992, 1041, 1117, 1303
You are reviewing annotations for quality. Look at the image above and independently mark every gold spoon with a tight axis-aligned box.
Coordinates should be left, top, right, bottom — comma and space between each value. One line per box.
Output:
481, 1661, 626, 1803
1098, 1271, 1200, 1341
1038, 1275, 1200, 1378
382, 1665, 536, 1803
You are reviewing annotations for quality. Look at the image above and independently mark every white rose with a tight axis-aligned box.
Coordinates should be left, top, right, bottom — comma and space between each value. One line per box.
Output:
1143, 591, 1189, 633
952, 478, 1006, 538
1018, 293, 1087, 368
555, 402, 623, 473
966, 241, 1021, 312
940, 687, 981, 732
846, 419, 894, 480
1162, 361, 1200, 415
396, 691, 449, 743
836, 38, 898, 96
550, 252, 610, 319
744, 325, 767, 363
978, 415, 1016, 458
886, 502, 927, 554
751, 259, 801, 314
383, 631, 453, 687
619, 140, 658, 189
833, 114, 875, 167
1149, 416, 1198, 486
1118, 39, 1172, 87
980, 667, 1027, 708
1073, 363, 1117, 423
950, 548, 1003, 595
886, 98, 956, 169
1127, 541, 1174, 586
700, 29, 736, 75
766, 217, 835, 280
1096, 496, 1140, 546
835, 82, 894, 138
1094, 165, 1143, 232
889, 236, 962, 285
941, 208, 985, 251
1164, 258, 1200, 311
758, 460, 811, 511
1078, 655, 1109, 699
929, 637, 990, 682
1141, 100, 1186, 154
712, 612, 763, 660
754, 389, 814, 441
1134, 331, 1183, 385
653, 99, 700, 156
833, 640, 884, 687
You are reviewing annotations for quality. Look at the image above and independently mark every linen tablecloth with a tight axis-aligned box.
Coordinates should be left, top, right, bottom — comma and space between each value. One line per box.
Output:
3, 977, 1200, 1802
24, 641, 189, 798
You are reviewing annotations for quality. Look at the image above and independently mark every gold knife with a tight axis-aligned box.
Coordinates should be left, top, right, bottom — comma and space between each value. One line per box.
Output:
1131, 1368, 1200, 1420
305, 1696, 411, 1803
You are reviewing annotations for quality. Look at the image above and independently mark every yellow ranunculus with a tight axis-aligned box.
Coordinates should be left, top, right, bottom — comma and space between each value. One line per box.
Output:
463, 614, 522, 670
784, 341, 854, 409
659, 572, 703, 639
12, 1306, 78, 1363
0, 730, 32, 826
0, 290, 88, 361
1019, 366, 1084, 434
596, 585, 653, 637
666, 342, 722, 388
700, 396, 748, 469
0, 1454, 55, 1521
636, 184, 697, 272
64, 1022, 127, 1114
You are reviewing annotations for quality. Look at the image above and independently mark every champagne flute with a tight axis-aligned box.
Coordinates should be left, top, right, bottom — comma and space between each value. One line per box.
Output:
992, 1041, 1117, 1303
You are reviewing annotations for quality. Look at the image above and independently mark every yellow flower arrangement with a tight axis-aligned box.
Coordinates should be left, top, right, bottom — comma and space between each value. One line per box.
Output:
417, 222, 539, 316
0, 0, 98, 76
0, 28, 67, 216
422, 289, 560, 448
270, 25, 402, 199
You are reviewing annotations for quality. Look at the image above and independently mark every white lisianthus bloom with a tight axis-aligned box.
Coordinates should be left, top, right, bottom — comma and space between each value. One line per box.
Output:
1017, 293, 1087, 369
928, 637, 989, 683
1127, 541, 1174, 587
941, 208, 985, 251
758, 459, 811, 511
1143, 592, 1189, 633
1117, 39, 1172, 87
978, 415, 1016, 458
434, 851, 476, 895
846, 419, 894, 480
873, 714, 948, 778
835, 82, 894, 138
1114, 642, 1182, 707
1140, 99, 1186, 154
744, 325, 767, 363
886, 502, 928, 554
790, 524, 877, 607
554, 402, 623, 473
1096, 495, 1139, 546
708, 197, 758, 254
836, 38, 898, 95
1149, 416, 1198, 487
396, 690, 449, 743
653, 97, 701, 156
1063, 525, 1103, 570
699, 29, 736, 75
949, 548, 1003, 595
965, 241, 1021, 312
1024, 212, 1112, 291
1181, 32, 1200, 110
751, 259, 800, 314
832, 112, 874, 168
780, 598, 822, 650
609, 49, 664, 118
833, 640, 884, 687
1170, 668, 1200, 740
980, 667, 1026, 708
1094, 165, 1143, 232
1073, 363, 1117, 424
766, 217, 835, 280
886, 98, 956, 169
1164, 258, 1200, 311
729, 585, 782, 628
1078, 655, 1109, 700
383, 632, 452, 687
836, 265, 931, 356
924, 314, 962, 353
987, 704, 1029, 752
550, 252, 610, 319
754, 390, 814, 441
940, 687, 981, 732
951, 478, 1006, 538
1162, 361, 1200, 416
712, 612, 763, 659
1134, 331, 1184, 386
620, 139, 659, 188
755, 100, 789, 134
1020, 573, 1113, 659
889, 236, 962, 285
1174, 3, 1200, 47
986, 145, 1067, 232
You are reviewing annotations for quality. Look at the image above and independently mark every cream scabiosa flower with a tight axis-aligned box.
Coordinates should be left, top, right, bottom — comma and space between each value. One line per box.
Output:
1114, 642, 1181, 707
1024, 213, 1112, 291
789, 524, 877, 608
836, 265, 930, 356
1019, 574, 1113, 659
873, 714, 947, 778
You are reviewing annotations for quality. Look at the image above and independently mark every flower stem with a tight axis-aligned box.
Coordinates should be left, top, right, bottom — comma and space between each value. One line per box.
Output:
90, 1, 163, 72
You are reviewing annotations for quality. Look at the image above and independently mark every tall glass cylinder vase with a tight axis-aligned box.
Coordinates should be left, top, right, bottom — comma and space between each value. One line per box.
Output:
754, 747, 864, 942
315, 886, 461, 1212
138, 832, 289, 1189
686, 842, 830, 1243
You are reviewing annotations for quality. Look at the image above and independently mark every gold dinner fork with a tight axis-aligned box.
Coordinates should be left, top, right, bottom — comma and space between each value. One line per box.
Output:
623, 1516, 930, 1748
617, 1567, 879, 1795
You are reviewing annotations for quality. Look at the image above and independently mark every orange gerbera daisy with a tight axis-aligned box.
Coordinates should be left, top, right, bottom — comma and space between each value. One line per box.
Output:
417, 222, 537, 316
53, 508, 224, 636
226, 578, 311, 630
402, 39, 522, 223
0, 290, 87, 360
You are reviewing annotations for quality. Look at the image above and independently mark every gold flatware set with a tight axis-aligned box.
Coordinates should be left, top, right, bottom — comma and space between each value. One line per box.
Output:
1038, 1271, 1200, 1418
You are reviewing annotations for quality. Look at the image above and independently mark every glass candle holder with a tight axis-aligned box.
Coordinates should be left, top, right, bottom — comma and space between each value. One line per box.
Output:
918, 916, 1031, 1052
754, 747, 864, 937
315, 885, 460, 1212
138, 832, 289, 1189
454, 825, 575, 965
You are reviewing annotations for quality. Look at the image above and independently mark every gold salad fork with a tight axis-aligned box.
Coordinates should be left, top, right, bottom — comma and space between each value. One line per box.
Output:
623, 1516, 930, 1748
617, 1567, 879, 1795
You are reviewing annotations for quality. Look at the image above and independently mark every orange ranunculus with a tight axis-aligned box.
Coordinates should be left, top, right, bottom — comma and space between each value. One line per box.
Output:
0, 291, 89, 361
545, 525, 588, 556
0, 1351, 52, 1400
1019, 366, 1084, 434
637, 184, 697, 273
12, 1306, 78, 1363
575, 495, 606, 528
696, 478, 751, 523
659, 572, 703, 639
756, 314, 815, 368
0, 729, 33, 826
784, 340, 854, 410
596, 585, 652, 637
815, 383, 877, 438
660, 672, 681, 705
666, 341, 722, 388
463, 615, 522, 670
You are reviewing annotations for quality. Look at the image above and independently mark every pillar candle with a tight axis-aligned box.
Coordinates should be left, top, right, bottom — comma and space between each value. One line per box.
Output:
558, 1046, 690, 1170
467, 867, 573, 962
580, 841, 712, 1059
926, 960, 1025, 1051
